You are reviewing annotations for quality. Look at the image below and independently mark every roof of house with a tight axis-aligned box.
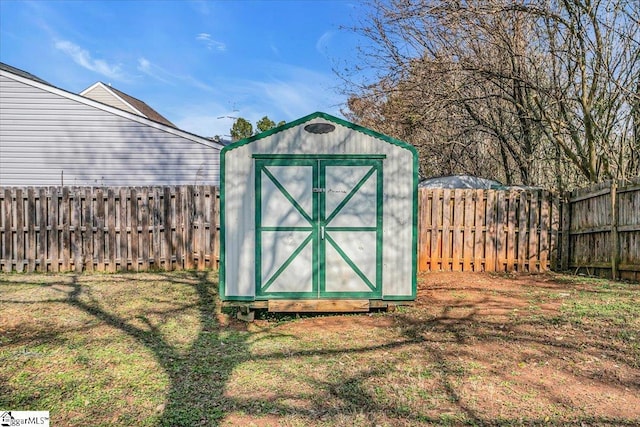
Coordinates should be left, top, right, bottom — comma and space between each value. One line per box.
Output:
80, 81, 176, 127
0, 62, 50, 85
0, 62, 222, 150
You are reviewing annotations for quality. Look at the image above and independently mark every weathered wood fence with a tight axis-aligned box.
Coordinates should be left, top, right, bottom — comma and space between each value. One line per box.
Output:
1, 184, 638, 277
418, 189, 560, 272
562, 178, 640, 281
0, 186, 219, 273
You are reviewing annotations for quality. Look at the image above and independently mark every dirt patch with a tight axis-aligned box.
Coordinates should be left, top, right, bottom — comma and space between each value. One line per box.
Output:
225, 271, 640, 424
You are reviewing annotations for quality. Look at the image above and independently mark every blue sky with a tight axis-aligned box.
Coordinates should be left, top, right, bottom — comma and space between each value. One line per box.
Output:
0, 0, 367, 138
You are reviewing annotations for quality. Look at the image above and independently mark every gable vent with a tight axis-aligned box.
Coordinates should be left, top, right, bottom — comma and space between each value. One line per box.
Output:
304, 123, 335, 134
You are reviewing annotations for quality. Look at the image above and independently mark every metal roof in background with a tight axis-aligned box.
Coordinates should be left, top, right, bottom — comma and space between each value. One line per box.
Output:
419, 175, 502, 189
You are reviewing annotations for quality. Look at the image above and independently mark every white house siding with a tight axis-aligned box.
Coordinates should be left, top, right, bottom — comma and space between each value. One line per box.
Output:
81, 84, 140, 115
0, 73, 221, 186
223, 115, 416, 299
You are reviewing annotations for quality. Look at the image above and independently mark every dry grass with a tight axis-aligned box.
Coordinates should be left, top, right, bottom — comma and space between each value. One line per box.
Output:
1, 270, 639, 426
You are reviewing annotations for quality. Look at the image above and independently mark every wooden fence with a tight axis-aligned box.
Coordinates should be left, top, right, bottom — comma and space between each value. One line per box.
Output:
417, 189, 560, 272
0, 186, 219, 273
563, 178, 640, 281
1, 184, 637, 278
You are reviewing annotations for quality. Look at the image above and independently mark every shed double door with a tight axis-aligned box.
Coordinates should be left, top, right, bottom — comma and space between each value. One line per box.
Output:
255, 156, 383, 299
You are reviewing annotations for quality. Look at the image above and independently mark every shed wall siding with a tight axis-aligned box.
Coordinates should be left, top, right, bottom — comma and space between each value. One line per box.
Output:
224, 116, 415, 299
0, 74, 220, 186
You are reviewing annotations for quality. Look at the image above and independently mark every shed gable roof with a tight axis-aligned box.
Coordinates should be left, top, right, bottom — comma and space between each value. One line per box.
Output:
222, 111, 418, 157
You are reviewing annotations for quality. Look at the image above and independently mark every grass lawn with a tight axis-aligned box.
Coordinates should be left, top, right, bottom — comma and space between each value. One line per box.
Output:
1, 270, 639, 426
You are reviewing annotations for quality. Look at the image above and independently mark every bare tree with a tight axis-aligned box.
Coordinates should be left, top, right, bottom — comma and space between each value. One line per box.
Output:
341, 0, 640, 191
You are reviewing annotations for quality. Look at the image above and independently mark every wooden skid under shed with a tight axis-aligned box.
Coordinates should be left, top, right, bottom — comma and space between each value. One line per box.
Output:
268, 299, 370, 313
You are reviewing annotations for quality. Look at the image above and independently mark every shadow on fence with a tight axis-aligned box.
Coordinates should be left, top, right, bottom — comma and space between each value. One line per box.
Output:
1, 180, 638, 279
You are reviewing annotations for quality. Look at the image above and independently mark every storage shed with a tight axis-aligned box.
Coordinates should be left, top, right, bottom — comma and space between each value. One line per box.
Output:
220, 112, 417, 313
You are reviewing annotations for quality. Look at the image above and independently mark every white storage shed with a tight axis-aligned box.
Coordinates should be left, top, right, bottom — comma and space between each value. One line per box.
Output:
220, 112, 417, 312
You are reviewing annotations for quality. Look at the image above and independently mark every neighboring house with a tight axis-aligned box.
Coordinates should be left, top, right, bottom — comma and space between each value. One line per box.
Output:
80, 81, 176, 128
0, 62, 222, 186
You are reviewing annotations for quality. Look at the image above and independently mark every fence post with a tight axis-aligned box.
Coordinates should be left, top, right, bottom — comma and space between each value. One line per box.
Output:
560, 192, 571, 271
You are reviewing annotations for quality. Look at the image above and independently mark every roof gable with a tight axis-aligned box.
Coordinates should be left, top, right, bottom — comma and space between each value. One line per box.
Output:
80, 82, 176, 128
222, 111, 418, 157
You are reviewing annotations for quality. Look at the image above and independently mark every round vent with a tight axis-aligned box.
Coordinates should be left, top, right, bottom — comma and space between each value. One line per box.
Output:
304, 123, 335, 134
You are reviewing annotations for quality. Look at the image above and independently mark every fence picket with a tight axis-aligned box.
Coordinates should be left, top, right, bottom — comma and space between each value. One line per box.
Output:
198, 186, 206, 270
417, 190, 428, 271
140, 188, 150, 271
485, 191, 496, 272
96, 189, 105, 271
495, 191, 506, 272
106, 188, 115, 272
539, 191, 550, 271
152, 187, 161, 269
130, 188, 139, 271
2, 189, 11, 272
82, 188, 93, 271
163, 187, 173, 271
430, 190, 441, 271
15, 189, 24, 272
118, 188, 128, 271
27, 188, 36, 272
463, 190, 474, 272
72, 190, 82, 272
517, 191, 528, 272
528, 192, 539, 272
452, 190, 463, 271
184, 186, 194, 269
505, 190, 517, 272
61, 187, 70, 271
175, 187, 184, 270
473, 190, 484, 272
210, 187, 219, 269
38, 188, 47, 271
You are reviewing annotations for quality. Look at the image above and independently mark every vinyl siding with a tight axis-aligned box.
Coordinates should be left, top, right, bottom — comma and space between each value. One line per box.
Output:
223, 115, 416, 299
81, 84, 140, 115
0, 73, 220, 186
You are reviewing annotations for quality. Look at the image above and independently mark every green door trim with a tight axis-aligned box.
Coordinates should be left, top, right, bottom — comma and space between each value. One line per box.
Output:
324, 165, 377, 225
319, 158, 383, 299
325, 233, 376, 292
253, 154, 387, 160
261, 166, 314, 225
256, 157, 383, 300
255, 158, 319, 299
261, 232, 314, 293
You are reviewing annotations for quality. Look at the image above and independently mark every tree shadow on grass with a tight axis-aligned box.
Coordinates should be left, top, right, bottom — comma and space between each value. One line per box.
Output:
59, 270, 248, 426
3, 271, 639, 426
